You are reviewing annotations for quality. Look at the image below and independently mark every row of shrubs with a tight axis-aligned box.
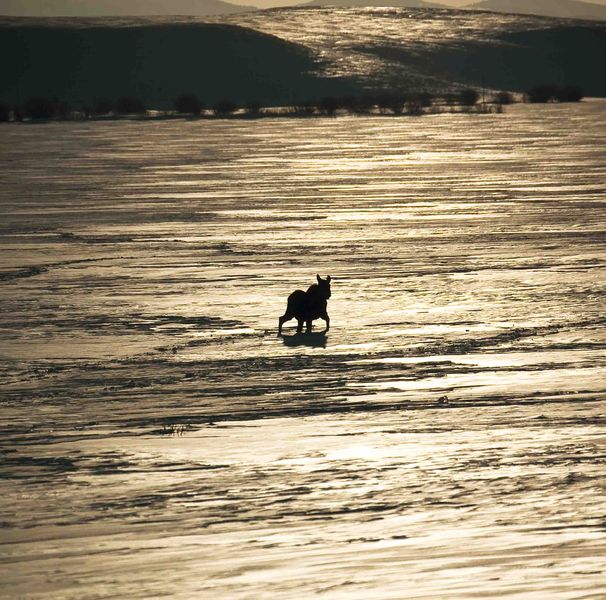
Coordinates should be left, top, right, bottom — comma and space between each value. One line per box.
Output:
0, 85, 584, 122
0, 89, 499, 121
526, 84, 584, 103
173, 89, 505, 116
0, 96, 147, 121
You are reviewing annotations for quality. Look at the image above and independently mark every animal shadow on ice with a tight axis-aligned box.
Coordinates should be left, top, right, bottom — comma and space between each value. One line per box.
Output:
281, 331, 327, 348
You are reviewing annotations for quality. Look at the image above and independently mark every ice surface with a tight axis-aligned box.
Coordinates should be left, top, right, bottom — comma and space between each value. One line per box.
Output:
0, 101, 605, 598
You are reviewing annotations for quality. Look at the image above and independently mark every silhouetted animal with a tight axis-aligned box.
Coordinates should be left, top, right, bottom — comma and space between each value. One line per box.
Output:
278, 275, 331, 335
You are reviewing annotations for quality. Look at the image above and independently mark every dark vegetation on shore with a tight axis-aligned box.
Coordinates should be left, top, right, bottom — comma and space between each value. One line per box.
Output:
526, 84, 585, 103
0, 86, 585, 123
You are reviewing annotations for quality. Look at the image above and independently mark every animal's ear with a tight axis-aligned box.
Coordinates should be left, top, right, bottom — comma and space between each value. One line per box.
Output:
326, 275, 331, 283
317, 274, 322, 284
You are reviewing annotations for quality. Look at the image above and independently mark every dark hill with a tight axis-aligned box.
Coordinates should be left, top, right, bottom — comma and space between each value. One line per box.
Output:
363, 24, 606, 95
0, 21, 355, 108
215, 7, 606, 96
2, 8, 606, 109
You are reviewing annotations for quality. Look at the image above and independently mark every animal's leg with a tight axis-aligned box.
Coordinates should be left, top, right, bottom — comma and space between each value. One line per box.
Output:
278, 312, 292, 336
306, 320, 312, 333
296, 319, 304, 334
323, 313, 330, 332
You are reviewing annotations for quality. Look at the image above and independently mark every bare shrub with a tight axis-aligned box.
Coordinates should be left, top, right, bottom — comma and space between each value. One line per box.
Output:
175, 93, 203, 115
555, 85, 584, 102
93, 98, 113, 116
115, 96, 146, 114
494, 91, 514, 105
0, 102, 10, 122
24, 97, 55, 119
212, 99, 237, 116
526, 84, 558, 103
245, 100, 262, 116
459, 88, 479, 106
319, 96, 339, 116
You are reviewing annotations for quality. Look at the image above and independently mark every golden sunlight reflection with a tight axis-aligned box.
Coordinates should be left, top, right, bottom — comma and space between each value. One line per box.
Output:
1, 101, 605, 599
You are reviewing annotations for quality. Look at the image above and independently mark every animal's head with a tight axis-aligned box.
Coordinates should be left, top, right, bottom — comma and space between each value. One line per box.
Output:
316, 274, 332, 299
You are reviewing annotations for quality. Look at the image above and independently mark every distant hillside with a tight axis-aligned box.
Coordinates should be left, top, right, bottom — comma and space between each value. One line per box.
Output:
465, 0, 606, 21
369, 25, 606, 94
300, 0, 445, 8
0, 21, 355, 108
0, 0, 255, 17
2, 8, 605, 109
215, 6, 606, 95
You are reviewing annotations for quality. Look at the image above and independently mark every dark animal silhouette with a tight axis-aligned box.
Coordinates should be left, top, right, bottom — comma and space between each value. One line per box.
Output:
278, 275, 331, 335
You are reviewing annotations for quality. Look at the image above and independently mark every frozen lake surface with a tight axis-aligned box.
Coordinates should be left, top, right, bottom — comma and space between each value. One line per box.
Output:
1, 101, 605, 598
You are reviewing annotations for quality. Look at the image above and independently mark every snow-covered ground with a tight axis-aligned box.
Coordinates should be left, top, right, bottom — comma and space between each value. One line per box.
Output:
1, 101, 605, 598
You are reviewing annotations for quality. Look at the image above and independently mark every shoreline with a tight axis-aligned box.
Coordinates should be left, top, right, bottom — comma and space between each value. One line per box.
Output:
4, 96, 598, 125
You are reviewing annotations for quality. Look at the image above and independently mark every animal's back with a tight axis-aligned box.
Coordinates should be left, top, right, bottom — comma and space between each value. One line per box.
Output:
287, 289, 307, 317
